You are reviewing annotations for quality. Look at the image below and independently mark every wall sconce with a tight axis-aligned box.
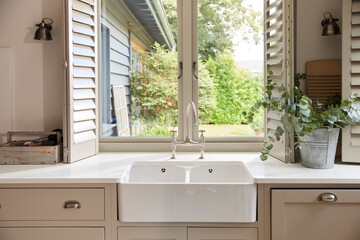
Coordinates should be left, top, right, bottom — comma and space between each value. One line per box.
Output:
321, 12, 341, 36
34, 18, 53, 40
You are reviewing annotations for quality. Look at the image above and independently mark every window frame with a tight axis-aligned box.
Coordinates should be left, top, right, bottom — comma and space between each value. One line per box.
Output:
97, 0, 265, 152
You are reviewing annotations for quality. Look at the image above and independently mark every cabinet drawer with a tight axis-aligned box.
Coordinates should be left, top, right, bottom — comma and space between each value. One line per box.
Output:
272, 189, 360, 240
0, 188, 104, 221
188, 228, 257, 240
118, 227, 187, 240
0, 227, 104, 240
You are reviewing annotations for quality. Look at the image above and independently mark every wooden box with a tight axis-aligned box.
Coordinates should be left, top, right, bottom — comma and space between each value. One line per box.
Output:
0, 132, 62, 165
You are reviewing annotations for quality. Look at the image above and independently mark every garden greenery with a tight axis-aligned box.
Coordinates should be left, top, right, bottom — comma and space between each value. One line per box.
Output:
131, 43, 216, 134
131, 44, 264, 135
248, 70, 360, 161
207, 50, 263, 124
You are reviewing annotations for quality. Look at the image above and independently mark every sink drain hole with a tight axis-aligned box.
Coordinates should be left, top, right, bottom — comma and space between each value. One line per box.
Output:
208, 169, 213, 173
161, 168, 166, 173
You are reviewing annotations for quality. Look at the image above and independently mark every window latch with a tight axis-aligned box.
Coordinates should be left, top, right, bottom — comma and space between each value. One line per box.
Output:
177, 62, 183, 80
193, 61, 198, 80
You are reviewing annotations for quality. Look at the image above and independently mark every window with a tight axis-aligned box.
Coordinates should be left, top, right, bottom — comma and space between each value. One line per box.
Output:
99, 0, 265, 148
63, 0, 293, 161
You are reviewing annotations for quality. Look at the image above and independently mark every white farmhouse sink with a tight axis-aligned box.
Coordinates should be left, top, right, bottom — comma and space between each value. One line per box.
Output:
118, 161, 256, 223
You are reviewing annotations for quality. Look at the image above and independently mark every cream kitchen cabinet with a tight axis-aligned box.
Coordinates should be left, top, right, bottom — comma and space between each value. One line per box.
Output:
188, 228, 257, 240
271, 189, 360, 240
117, 227, 257, 240
118, 227, 187, 240
0, 228, 104, 240
0, 186, 107, 240
0, 188, 105, 221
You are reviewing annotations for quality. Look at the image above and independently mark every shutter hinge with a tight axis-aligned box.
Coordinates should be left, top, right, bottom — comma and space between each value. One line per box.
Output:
63, 59, 68, 69
286, 59, 292, 67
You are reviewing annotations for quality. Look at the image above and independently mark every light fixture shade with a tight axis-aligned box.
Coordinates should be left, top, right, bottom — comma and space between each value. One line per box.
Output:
321, 12, 341, 36
34, 18, 53, 40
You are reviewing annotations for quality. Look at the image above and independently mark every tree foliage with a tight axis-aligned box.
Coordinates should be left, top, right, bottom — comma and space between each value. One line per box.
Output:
131, 43, 216, 127
162, 0, 262, 61
207, 50, 263, 124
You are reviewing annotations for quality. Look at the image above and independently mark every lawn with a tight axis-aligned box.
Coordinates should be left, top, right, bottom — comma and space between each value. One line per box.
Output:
199, 124, 258, 137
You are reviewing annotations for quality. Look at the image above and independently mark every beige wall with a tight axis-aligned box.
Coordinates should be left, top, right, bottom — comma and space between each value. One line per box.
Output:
0, 0, 63, 143
296, 0, 342, 74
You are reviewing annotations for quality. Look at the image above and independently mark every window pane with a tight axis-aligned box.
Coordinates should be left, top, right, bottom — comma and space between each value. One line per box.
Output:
100, 0, 177, 137
197, 0, 264, 137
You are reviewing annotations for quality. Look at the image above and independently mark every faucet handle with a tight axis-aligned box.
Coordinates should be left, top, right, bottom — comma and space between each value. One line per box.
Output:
170, 130, 177, 136
199, 130, 205, 135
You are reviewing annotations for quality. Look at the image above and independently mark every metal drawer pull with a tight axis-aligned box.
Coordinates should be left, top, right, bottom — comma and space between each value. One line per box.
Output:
63, 200, 81, 209
318, 193, 337, 202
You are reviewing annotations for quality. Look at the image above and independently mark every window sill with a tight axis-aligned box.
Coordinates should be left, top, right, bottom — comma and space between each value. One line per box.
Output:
99, 137, 264, 152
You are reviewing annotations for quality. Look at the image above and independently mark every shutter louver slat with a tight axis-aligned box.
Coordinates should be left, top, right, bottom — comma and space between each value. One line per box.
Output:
73, 33, 95, 46
351, 62, 360, 73
265, 0, 282, 12
73, 0, 94, 15
73, 89, 95, 99
73, 10, 95, 26
352, 13, 360, 24
351, 50, 360, 60
353, 1, 360, 12
74, 56, 95, 67
73, 110, 96, 122
351, 75, 360, 85
74, 120, 96, 133
73, 44, 95, 57
73, 22, 95, 36
74, 78, 95, 88
74, 99, 96, 110
79, 0, 94, 5
351, 125, 360, 134
73, 67, 95, 78
65, 0, 97, 162
352, 26, 360, 36
74, 131, 96, 144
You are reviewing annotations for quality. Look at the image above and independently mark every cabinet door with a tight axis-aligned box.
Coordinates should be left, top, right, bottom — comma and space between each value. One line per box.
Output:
188, 228, 257, 240
272, 189, 360, 240
118, 227, 186, 240
0, 228, 104, 240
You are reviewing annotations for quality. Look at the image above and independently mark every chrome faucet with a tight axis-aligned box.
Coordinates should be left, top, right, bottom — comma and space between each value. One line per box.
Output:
171, 101, 205, 159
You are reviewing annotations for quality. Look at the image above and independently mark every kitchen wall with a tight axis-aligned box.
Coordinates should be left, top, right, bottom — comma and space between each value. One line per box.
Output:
0, 0, 344, 144
0, 0, 64, 143
296, 0, 342, 74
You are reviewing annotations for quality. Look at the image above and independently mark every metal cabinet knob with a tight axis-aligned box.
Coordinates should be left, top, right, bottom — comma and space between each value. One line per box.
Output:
63, 200, 81, 209
318, 193, 337, 202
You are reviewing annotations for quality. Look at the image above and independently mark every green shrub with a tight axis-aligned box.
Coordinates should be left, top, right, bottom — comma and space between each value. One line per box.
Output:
131, 43, 216, 127
207, 50, 263, 124
249, 110, 264, 133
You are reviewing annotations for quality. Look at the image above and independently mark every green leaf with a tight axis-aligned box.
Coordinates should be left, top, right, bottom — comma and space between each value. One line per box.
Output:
264, 142, 273, 150
260, 155, 268, 161
261, 149, 270, 155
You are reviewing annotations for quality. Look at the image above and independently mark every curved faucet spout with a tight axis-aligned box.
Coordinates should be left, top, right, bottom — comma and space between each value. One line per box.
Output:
186, 101, 198, 139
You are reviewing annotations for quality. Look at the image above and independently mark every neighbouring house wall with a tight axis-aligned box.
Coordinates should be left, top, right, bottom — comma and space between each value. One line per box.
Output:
296, 0, 342, 74
100, 0, 152, 137
0, 0, 63, 143
101, 1, 132, 135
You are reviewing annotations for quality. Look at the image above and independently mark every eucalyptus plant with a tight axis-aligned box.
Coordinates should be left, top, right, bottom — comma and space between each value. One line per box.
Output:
248, 70, 360, 161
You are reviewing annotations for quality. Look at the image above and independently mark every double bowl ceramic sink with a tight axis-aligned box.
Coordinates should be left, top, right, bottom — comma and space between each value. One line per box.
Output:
118, 161, 257, 223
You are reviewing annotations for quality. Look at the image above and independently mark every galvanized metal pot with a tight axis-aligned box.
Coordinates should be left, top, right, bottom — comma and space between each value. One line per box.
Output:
298, 128, 340, 169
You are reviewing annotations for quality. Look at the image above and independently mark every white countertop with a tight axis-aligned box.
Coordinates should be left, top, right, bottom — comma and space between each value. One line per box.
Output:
0, 152, 360, 184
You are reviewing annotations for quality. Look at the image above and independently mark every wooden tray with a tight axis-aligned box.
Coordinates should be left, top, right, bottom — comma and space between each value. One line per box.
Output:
0, 131, 62, 165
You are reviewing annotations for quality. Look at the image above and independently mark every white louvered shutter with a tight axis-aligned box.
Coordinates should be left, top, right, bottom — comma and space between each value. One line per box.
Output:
64, 0, 98, 162
342, 0, 360, 163
264, 0, 294, 162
